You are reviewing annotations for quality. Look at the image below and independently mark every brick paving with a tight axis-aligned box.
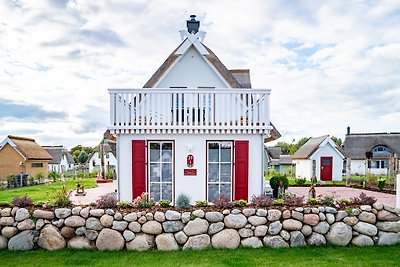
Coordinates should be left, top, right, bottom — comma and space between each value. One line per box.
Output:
289, 186, 396, 207
70, 181, 116, 205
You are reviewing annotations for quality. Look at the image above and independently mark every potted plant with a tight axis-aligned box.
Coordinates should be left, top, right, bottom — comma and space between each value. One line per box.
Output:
269, 174, 289, 198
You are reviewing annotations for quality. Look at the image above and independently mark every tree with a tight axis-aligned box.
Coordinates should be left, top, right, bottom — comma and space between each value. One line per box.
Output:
78, 151, 89, 164
70, 145, 93, 163
331, 136, 342, 146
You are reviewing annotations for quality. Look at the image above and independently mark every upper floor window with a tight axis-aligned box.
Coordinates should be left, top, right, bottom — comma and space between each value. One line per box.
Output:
371, 145, 390, 156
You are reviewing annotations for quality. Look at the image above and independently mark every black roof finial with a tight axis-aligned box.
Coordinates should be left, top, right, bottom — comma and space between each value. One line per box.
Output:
187, 15, 200, 34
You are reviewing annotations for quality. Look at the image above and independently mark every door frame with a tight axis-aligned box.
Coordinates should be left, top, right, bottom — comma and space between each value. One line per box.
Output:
320, 156, 333, 181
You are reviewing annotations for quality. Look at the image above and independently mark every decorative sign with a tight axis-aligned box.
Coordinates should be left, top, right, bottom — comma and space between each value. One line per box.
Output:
187, 154, 194, 168
184, 169, 197, 176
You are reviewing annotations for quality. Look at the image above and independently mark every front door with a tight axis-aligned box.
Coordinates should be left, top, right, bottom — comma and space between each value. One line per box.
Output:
320, 157, 333, 181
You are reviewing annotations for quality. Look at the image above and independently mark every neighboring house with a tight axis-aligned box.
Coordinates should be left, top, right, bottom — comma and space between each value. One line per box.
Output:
265, 146, 293, 175
343, 127, 400, 176
292, 135, 345, 181
108, 16, 278, 203
88, 131, 117, 174
43, 146, 75, 173
0, 135, 52, 180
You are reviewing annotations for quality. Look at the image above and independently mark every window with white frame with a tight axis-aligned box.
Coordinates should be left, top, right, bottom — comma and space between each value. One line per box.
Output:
207, 141, 233, 202
148, 141, 173, 202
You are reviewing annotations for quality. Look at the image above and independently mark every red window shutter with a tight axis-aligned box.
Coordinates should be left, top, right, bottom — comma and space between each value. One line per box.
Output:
132, 140, 146, 200
234, 140, 249, 201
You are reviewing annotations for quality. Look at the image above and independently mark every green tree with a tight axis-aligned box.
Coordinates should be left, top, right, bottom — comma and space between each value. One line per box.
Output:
331, 136, 342, 146
78, 151, 89, 164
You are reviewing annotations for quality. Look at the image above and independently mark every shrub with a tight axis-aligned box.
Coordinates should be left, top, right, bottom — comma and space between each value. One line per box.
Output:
132, 192, 154, 208
158, 199, 172, 207
96, 194, 118, 209
345, 207, 353, 216
53, 185, 72, 206
350, 192, 377, 205
270, 174, 289, 190
251, 194, 273, 207
273, 199, 284, 206
48, 171, 60, 182
307, 198, 318, 205
317, 193, 336, 206
338, 198, 352, 206
295, 178, 306, 186
284, 193, 304, 206
36, 172, 44, 182
212, 194, 232, 209
366, 173, 377, 184
233, 199, 247, 207
118, 201, 131, 208
176, 194, 191, 209
269, 167, 278, 176
287, 166, 293, 176
195, 200, 208, 207
12, 195, 33, 207
377, 178, 386, 191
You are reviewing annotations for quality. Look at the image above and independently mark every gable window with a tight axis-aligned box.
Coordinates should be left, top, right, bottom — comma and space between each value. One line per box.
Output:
207, 141, 232, 202
32, 163, 43, 168
371, 145, 390, 156
148, 141, 173, 202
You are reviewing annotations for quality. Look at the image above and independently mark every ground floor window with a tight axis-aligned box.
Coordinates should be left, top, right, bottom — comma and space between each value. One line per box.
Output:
368, 160, 387, 169
148, 141, 173, 202
207, 141, 233, 202
32, 163, 43, 168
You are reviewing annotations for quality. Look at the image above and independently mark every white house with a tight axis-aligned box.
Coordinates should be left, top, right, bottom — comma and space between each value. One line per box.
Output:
292, 136, 346, 181
43, 146, 75, 173
343, 127, 400, 176
108, 16, 276, 203
88, 142, 117, 174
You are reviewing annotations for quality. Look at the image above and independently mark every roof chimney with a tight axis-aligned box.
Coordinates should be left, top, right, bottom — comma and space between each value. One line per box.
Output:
347, 126, 350, 135
187, 15, 199, 34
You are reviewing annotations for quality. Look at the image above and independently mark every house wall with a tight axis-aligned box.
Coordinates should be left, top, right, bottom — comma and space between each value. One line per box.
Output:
89, 152, 117, 173
117, 133, 264, 203
309, 142, 343, 181
279, 165, 292, 175
294, 159, 311, 180
350, 159, 389, 176
25, 160, 49, 179
48, 163, 60, 173
0, 143, 25, 180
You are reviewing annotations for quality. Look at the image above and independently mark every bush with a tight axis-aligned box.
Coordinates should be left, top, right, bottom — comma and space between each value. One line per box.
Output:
251, 194, 273, 207
36, 172, 44, 181
53, 185, 72, 206
377, 178, 386, 191
212, 194, 232, 209
48, 171, 60, 182
195, 200, 208, 207
118, 201, 131, 208
176, 194, 191, 209
273, 199, 284, 206
366, 173, 377, 184
295, 178, 306, 186
350, 192, 377, 205
338, 198, 352, 206
12, 195, 33, 207
96, 194, 118, 209
233, 199, 247, 207
132, 192, 154, 208
270, 174, 289, 190
307, 198, 318, 205
317, 194, 335, 206
284, 193, 304, 206
158, 199, 172, 207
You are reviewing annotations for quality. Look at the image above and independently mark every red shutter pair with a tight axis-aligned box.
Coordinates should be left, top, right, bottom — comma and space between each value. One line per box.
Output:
131, 140, 249, 201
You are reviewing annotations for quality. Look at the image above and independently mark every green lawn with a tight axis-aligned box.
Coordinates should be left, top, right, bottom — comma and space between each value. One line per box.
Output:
0, 245, 400, 267
0, 178, 97, 204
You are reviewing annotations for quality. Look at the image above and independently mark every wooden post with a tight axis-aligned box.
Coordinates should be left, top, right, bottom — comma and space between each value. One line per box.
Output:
100, 140, 105, 179
346, 158, 351, 186
309, 160, 317, 198
396, 174, 400, 208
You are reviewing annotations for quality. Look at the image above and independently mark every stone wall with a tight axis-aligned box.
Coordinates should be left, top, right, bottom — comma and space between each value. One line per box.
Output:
0, 203, 400, 251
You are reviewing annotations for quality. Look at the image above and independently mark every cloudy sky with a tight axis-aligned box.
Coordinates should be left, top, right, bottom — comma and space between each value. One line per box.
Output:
1, 0, 399, 148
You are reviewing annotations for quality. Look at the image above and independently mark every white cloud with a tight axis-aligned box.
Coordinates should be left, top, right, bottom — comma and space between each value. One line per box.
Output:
0, 0, 399, 148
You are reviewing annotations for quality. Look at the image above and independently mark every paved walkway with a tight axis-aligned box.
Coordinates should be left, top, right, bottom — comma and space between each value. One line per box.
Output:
70, 181, 116, 205
289, 186, 396, 207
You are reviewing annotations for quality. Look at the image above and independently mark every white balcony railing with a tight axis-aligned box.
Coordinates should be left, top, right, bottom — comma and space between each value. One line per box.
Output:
108, 88, 271, 134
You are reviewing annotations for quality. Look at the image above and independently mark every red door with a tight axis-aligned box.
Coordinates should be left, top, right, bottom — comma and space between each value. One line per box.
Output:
320, 157, 333, 181
234, 141, 249, 201
132, 140, 146, 200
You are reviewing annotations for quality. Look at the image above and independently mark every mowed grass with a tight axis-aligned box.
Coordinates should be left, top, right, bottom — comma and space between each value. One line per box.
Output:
1, 245, 400, 267
0, 178, 97, 204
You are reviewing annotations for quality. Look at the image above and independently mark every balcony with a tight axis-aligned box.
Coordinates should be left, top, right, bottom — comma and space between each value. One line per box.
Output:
108, 88, 271, 134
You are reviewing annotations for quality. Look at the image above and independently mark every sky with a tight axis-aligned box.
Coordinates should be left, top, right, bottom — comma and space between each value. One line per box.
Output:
0, 0, 399, 149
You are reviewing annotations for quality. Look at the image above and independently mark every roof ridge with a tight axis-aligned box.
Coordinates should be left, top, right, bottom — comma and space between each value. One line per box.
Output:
8, 135, 35, 142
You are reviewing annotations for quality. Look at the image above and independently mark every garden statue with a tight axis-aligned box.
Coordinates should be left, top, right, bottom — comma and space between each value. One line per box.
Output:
309, 160, 317, 198
75, 182, 86, 196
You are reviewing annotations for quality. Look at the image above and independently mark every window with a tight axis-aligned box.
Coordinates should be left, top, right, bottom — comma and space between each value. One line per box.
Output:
148, 141, 173, 202
32, 163, 43, 168
106, 153, 110, 159
369, 160, 387, 169
207, 141, 232, 202
371, 145, 390, 157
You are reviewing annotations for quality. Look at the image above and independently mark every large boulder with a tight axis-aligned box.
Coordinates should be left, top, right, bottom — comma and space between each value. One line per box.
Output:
61, 226, 75, 239
205, 212, 224, 222
241, 237, 263, 248
15, 208, 30, 222
126, 233, 155, 251
38, 225, 66, 250
358, 211, 376, 224
267, 209, 282, 221
211, 229, 240, 249
2, 227, 18, 238
17, 219, 35, 231
208, 222, 225, 235
183, 218, 209, 236
165, 210, 181, 220
263, 236, 289, 248
86, 217, 103, 231
174, 231, 188, 245
100, 214, 114, 227
376, 221, 400, 232
290, 231, 306, 247
64, 216, 86, 227
353, 222, 378, 236
282, 219, 302, 231
8, 230, 35, 251
326, 222, 352, 246
32, 210, 54, 220
313, 221, 330, 234
255, 225, 268, 237
303, 214, 319, 226
248, 216, 267, 226
55, 208, 72, 219
377, 232, 400, 246
155, 233, 179, 251
351, 235, 374, 246
162, 221, 184, 233
224, 214, 247, 229
307, 233, 326, 246
142, 221, 162, 235
96, 229, 125, 251
68, 236, 96, 250
0, 217, 14, 226
268, 221, 282, 235
0, 236, 7, 249
183, 234, 210, 250
112, 221, 128, 231
123, 213, 138, 222
377, 210, 399, 221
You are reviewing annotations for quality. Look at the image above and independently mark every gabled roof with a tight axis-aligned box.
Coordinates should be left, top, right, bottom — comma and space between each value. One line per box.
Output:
43, 146, 75, 164
266, 146, 282, 159
292, 135, 328, 159
4, 135, 52, 160
279, 155, 293, 165
344, 132, 400, 159
230, 69, 251, 88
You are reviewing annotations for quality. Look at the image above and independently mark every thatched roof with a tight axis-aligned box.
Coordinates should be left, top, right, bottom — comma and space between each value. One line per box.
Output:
8, 135, 52, 160
292, 136, 329, 159
266, 146, 282, 160
343, 132, 400, 159
43, 146, 75, 164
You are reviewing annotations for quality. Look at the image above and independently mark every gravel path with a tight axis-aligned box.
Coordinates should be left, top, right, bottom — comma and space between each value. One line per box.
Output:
70, 181, 116, 205
288, 186, 396, 207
